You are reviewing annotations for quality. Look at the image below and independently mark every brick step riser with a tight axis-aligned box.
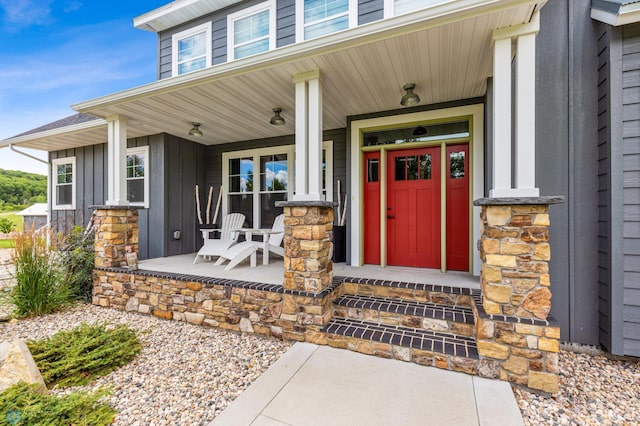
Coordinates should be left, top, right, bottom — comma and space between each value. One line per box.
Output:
325, 333, 484, 376
332, 305, 476, 337
341, 282, 474, 309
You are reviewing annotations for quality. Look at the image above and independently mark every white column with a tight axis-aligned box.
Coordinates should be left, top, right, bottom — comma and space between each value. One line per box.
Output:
294, 81, 308, 199
490, 37, 513, 198
515, 32, 539, 196
106, 114, 129, 206
292, 70, 323, 201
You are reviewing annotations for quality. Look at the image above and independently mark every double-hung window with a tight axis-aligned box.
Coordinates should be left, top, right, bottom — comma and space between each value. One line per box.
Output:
172, 22, 212, 76
227, 1, 275, 61
297, 0, 357, 42
52, 157, 75, 210
126, 146, 149, 208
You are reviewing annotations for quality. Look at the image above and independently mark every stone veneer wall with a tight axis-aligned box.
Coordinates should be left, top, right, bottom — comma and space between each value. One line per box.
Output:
92, 206, 139, 268
473, 197, 564, 394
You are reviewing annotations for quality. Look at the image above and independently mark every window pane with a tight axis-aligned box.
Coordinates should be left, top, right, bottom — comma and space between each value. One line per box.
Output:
450, 151, 465, 179
127, 179, 145, 204
235, 10, 269, 44
304, 14, 349, 39
260, 193, 286, 228
178, 32, 206, 62
229, 158, 254, 193
235, 38, 269, 59
305, 0, 348, 23
57, 163, 73, 184
363, 121, 469, 147
178, 58, 206, 74
394, 0, 446, 15
407, 155, 418, 180
57, 185, 72, 205
395, 157, 406, 181
229, 194, 253, 225
260, 154, 288, 192
322, 149, 327, 192
127, 154, 145, 178
367, 158, 379, 182
420, 154, 432, 180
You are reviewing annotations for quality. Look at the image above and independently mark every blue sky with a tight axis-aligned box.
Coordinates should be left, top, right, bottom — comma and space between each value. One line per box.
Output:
0, 0, 168, 175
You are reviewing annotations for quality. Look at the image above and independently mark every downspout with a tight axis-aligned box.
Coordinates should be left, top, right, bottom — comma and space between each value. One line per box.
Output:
9, 144, 51, 232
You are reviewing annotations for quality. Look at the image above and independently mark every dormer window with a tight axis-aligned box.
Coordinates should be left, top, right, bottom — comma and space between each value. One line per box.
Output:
227, 1, 275, 61
172, 22, 212, 76
297, 0, 357, 42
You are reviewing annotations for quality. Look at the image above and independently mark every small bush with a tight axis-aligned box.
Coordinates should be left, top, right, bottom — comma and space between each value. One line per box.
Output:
10, 227, 73, 317
0, 218, 14, 234
27, 323, 142, 388
0, 382, 116, 426
59, 226, 95, 302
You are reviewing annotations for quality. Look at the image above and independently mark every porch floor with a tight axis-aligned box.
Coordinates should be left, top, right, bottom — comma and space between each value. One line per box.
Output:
139, 253, 480, 289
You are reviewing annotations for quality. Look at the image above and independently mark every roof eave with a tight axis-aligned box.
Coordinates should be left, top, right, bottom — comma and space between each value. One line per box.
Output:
133, 0, 243, 32
592, 1, 640, 25
0, 119, 107, 149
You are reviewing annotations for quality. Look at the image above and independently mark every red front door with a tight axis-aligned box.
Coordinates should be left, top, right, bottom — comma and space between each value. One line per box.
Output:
386, 147, 441, 268
363, 152, 381, 264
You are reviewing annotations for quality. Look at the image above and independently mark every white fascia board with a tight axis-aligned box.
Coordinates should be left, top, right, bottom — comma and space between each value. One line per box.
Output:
134, 0, 243, 32
591, 5, 640, 26
0, 119, 107, 150
76, 0, 543, 114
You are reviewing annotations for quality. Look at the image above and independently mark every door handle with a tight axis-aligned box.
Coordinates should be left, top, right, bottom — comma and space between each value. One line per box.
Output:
387, 214, 395, 219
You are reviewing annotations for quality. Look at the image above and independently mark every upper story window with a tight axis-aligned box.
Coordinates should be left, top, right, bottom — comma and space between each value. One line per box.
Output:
384, 0, 448, 17
297, 0, 357, 42
172, 22, 212, 76
52, 157, 76, 210
127, 146, 149, 208
228, 1, 276, 61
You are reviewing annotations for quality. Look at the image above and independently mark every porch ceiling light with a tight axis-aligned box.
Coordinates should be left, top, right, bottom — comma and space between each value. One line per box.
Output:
413, 125, 427, 136
400, 83, 421, 107
189, 122, 203, 137
270, 108, 285, 125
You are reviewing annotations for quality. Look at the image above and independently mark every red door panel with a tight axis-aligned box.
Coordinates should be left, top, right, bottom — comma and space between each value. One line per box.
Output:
363, 152, 380, 264
386, 148, 441, 268
446, 144, 470, 271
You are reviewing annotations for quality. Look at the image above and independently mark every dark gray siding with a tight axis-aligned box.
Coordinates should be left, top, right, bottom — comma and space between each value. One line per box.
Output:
621, 24, 640, 355
49, 134, 204, 261
536, 0, 600, 344
359, 0, 384, 25
277, 0, 296, 47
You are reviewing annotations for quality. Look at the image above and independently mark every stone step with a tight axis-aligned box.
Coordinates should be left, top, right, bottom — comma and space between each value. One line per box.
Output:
333, 294, 476, 337
322, 318, 479, 364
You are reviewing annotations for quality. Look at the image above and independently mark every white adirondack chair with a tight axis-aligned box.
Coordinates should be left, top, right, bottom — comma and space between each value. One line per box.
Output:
193, 213, 246, 264
214, 214, 285, 270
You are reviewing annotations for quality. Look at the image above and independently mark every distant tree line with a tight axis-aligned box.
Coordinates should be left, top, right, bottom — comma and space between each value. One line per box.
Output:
0, 168, 47, 210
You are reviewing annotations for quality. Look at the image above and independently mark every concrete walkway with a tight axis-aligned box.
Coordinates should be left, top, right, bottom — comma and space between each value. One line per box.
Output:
211, 343, 524, 426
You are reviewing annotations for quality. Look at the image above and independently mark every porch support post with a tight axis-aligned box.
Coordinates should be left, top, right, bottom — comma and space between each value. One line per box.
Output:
490, 37, 512, 197
490, 12, 540, 198
293, 70, 323, 201
106, 114, 129, 206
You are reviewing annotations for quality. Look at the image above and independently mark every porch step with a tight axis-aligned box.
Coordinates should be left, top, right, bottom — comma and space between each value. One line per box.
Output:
322, 318, 479, 359
333, 294, 475, 337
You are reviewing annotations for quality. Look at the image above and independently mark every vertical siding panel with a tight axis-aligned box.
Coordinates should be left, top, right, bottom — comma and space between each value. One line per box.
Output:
148, 134, 166, 259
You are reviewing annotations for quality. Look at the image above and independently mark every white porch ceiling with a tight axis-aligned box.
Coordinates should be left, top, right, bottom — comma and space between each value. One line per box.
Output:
5, 0, 541, 151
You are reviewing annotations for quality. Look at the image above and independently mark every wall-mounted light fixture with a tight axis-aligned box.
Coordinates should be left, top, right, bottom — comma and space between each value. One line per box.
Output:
400, 83, 421, 107
188, 122, 203, 137
270, 108, 285, 125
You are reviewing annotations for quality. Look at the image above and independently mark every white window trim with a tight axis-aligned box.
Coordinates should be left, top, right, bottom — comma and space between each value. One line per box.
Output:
127, 146, 150, 208
52, 156, 76, 210
223, 145, 295, 228
171, 22, 212, 77
227, 0, 276, 61
296, 0, 358, 43
383, 0, 453, 19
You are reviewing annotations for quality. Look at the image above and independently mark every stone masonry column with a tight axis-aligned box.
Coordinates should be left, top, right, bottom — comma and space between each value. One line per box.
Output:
473, 196, 564, 394
92, 206, 140, 268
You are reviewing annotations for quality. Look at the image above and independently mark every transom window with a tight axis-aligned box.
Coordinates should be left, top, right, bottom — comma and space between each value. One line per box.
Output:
52, 157, 75, 210
228, 1, 275, 60
172, 22, 212, 76
297, 0, 357, 42
127, 146, 149, 208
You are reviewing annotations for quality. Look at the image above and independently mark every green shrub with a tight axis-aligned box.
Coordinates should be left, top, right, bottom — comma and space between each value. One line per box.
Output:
10, 227, 73, 317
27, 323, 142, 388
59, 226, 95, 302
0, 218, 14, 234
0, 382, 115, 426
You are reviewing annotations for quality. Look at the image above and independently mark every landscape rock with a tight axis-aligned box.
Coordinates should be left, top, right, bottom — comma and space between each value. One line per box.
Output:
0, 339, 46, 392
